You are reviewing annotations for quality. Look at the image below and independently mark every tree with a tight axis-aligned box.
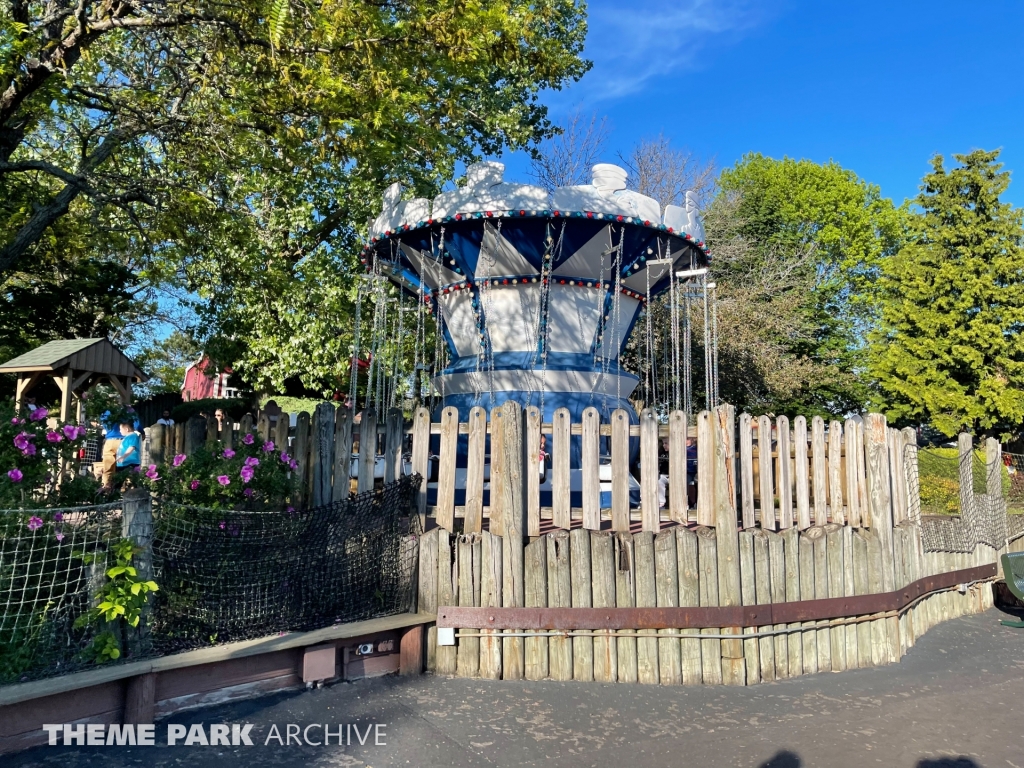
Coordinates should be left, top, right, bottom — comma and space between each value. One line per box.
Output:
133, 331, 201, 396
716, 154, 906, 414
529, 107, 608, 192
869, 149, 1024, 438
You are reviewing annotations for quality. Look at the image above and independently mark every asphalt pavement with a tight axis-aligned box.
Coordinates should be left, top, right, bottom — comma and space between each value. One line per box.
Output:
8, 608, 1024, 768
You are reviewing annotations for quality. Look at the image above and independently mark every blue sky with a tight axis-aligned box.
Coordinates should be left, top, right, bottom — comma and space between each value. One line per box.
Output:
499, 0, 1024, 207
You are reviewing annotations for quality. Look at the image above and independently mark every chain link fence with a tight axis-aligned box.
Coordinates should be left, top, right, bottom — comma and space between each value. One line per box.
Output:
0, 477, 419, 685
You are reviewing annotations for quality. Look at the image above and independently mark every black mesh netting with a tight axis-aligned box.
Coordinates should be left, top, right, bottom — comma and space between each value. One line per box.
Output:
0, 478, 419, 684
149, 476, 420, 653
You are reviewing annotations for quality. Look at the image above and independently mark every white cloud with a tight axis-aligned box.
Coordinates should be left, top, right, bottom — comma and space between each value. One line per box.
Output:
570, 0, 776, 101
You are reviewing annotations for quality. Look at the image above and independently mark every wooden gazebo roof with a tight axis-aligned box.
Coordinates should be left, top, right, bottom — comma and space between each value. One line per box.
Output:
0, 338, 148, 381
1, 338, 148, 421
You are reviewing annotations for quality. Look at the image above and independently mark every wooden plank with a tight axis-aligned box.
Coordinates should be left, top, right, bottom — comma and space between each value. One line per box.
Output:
611, 409, 631, 532
856, 419, 870, 526
798, 530, 818, 675
829, 421, 845, 525
888, 429, 904, 524
591, 531, 617, 682
614, 532, 638, 683
812, 416, 827, 525
812, 527, 831, 672
489, 406, 505, 538
633, 531, 660, 684
435, 406, 458, 532
776, 415, 793, 529
332, 409, 353, 503
479, 532, 503, 680
654, 530, 681, 685
436, 530, 458, 676
668, 411, 687, 524
738, 530, 760, 685
866, 414, 896, 593
739, 413, 756, 529
696, 410, 715, 526
713, 405, 744, 686
826, 524, 846, 672
794, 416, 811, 530
863, 529, 890, 667
497, 401, 527, 680
524, 537, 548, 681
758, 415, 776, 530
852, 529, 873, 668
410, 408, 430, 523
570, 528, 593, 681
783, 526, 802, 677
552, 407, 572, 530
464, 407, 487, 534
292, 412, 310, 509
843, 525, 858, 668
676, 526, 702, 685
356, 407, 377, 495
640, 409, 660, 533
418, 529, 439, 671
237, 415, 253, 446
456, 535, 481, 678
696, 526, 722, 684
844, 418, 860, 526
251, 413, 264, 445
274, 411, 290, 457
547, 530, 573, 681
582, 407, 602, 531
312, 402, 335, 508
902, 427, 920, 525
758, 530, 785, 682
526, 406, 542, 537
384, 407, 403, 485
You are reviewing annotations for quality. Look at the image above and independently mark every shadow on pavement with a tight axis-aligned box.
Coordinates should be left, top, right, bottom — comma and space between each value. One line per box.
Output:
916, 760, 982, 767
758, 752, 801, 767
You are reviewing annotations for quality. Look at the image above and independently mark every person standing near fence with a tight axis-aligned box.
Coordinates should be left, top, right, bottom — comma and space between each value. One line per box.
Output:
99, 410, 140, 493
115, 421, 142, 471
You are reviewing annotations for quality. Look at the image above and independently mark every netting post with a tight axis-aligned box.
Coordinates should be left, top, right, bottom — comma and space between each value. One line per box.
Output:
497, 401, 527, 680
123, 488, 154, 655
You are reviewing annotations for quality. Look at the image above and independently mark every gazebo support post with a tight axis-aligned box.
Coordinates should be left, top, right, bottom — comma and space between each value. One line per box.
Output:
56, 369, 75, 423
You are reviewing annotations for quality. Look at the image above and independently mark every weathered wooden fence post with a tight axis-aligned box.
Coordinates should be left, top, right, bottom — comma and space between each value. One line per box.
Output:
148, 423, 165, 466
312, 402, 335, 507
713, 405, 745, 686
497, 401, 527, 679
292, 412, 310, 508
122, 488, 153, 659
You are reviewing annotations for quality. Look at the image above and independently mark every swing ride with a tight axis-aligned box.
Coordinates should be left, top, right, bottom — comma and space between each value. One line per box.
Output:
354, 160, 719, 440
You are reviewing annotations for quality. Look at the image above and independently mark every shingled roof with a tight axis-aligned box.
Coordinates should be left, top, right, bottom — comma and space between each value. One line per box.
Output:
0, 338, 148, 382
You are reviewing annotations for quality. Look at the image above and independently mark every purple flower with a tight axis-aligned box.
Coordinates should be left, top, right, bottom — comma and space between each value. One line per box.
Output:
289, 459, 298, 471
217, 475, 231, 486
243, 488, 254, 498
27, 516, 43, 531
145, 464, 159, 480
280, 452, 290, 464
7, 468, 23, 483
242, 433, 255, 445
55, 531, 64, 542
61, 424, 78, 440
240, 466, 255, 484
286, 506, 296, 514
53, 512, 63, 522
29, 407, 47, 422
261, 441, 275, 453
13, 432, 30, 450
172, 454, 187, 467
189, 479, 200, 491
10, 417, 20, 424
21, 443, 36, 457
219, 521, 226, 529
46, 431, 63, 443
223, 448, 236, 459
132, 465, 141, 473
244, 456, 259, 467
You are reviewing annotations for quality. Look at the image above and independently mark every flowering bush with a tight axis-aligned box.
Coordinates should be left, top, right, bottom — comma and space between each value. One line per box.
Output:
0, 399, 97, 508
145, 433, 293, 508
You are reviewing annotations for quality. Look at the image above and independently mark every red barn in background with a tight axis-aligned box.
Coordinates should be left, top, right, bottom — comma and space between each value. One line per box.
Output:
181, 356, 239, 401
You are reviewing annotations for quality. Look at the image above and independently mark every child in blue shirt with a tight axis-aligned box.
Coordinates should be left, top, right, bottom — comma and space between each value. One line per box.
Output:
115, 422, 142, 468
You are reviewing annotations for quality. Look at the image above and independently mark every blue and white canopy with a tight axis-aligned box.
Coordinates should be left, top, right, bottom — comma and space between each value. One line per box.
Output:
361, 162, 710, 424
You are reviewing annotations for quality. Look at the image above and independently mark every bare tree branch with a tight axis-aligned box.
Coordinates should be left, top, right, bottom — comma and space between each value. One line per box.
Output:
528, 106, 609, 192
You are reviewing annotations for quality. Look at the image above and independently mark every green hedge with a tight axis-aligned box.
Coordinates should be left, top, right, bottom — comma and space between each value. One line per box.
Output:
170, 397, 255, 423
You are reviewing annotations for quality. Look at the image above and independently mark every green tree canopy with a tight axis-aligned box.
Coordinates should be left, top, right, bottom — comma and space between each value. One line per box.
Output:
869, 149, 1024, 438
715, 153, 906, 415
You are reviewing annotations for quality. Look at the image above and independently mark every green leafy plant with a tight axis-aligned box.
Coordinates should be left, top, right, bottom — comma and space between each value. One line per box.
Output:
74, 539, 159, 663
